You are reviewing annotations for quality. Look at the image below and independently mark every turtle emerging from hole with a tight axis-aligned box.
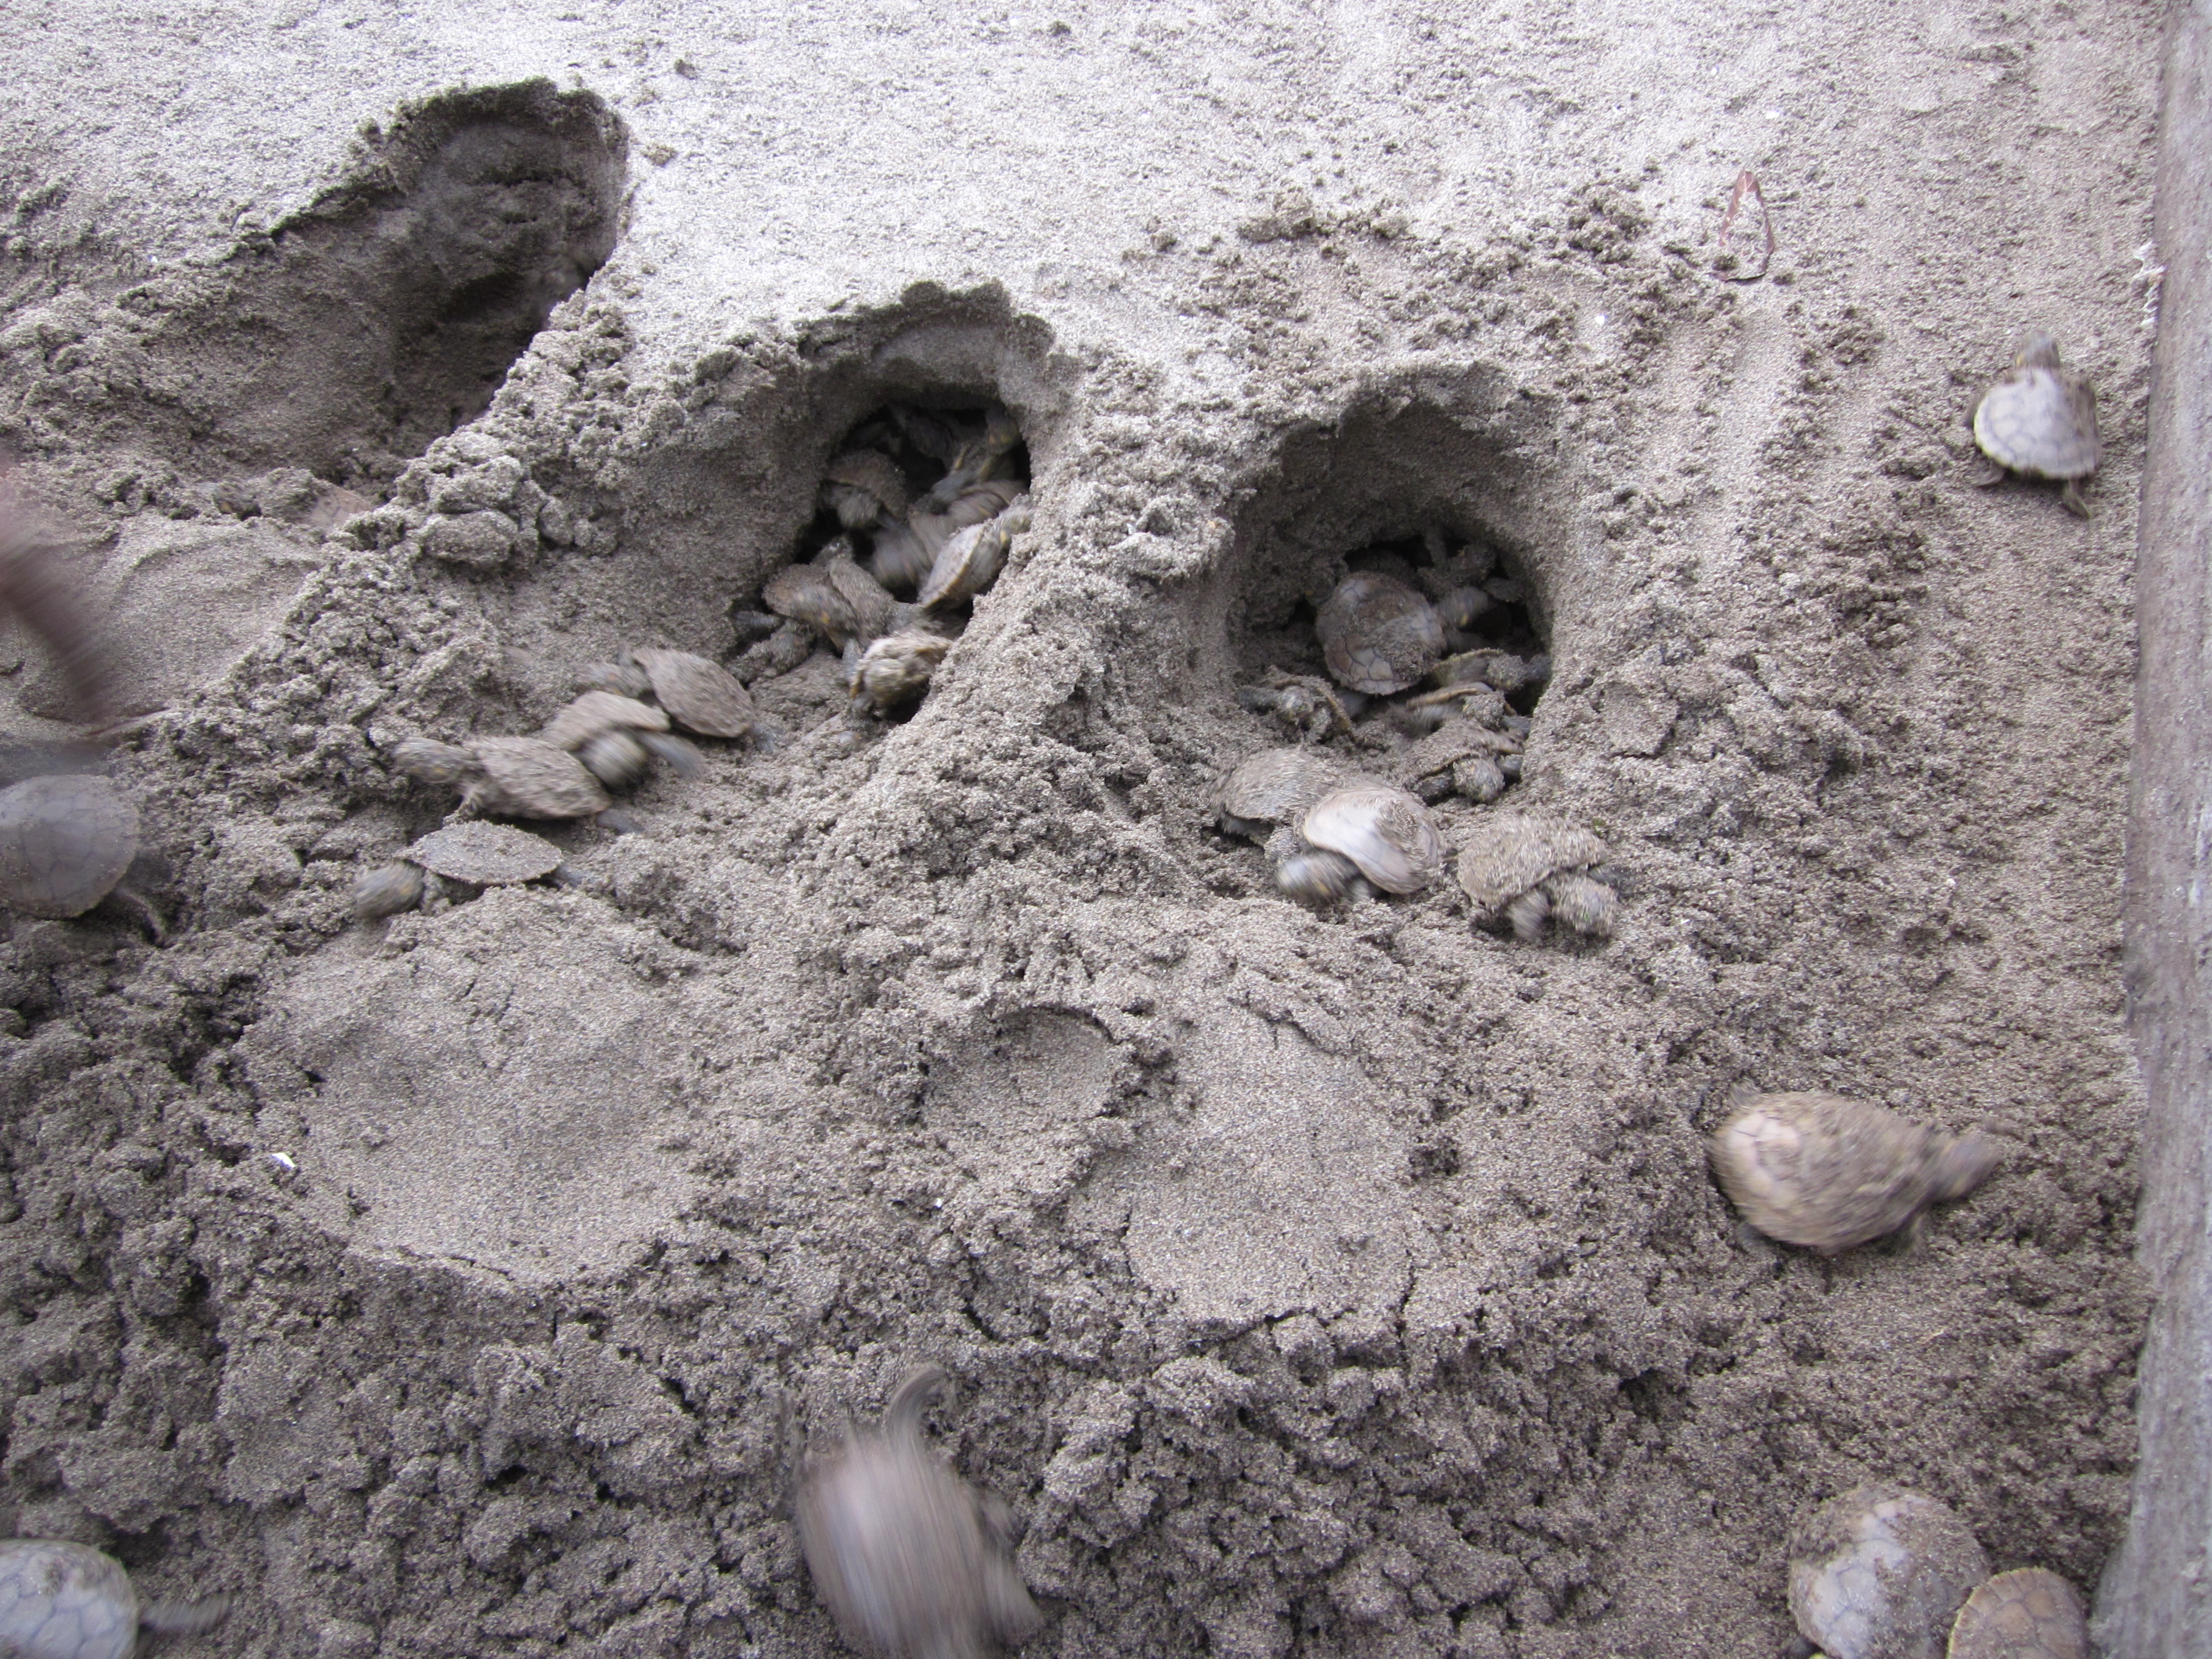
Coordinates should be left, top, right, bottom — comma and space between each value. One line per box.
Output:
539, 690, 702, 789
797, 1366, 1041, 1659
391, 734, 611, 822
1455, 813, 1617, 943
580, 647, 756, 740
1315, 572, 1446, 696
0, 1537, 229, 1659
1710, 1087, 2000, 1254
1207, 750, 1442, 905
1968, 331, 2100, 516
353, 822, 566, 922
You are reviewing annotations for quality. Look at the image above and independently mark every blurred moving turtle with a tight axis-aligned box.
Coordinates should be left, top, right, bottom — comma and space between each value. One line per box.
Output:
1316, 573, 1446, 696
1969, 332, 2100, 516
391, 735, 611, 821
1455, 814, 1616, 943
539, 691, 702, 789
581, 648, 755, 740
1710, 1088, 2000, 1254
1208, 747, 1342, 844
848, 629, 953, 718
1946, 1568, 2088, 1659
797, 1365, 1041, 1659
353, 822, 565, 922
1788, 1486, 1990, 1659
1280, 783, 1444, 904
0, 1537, 229, 1659
0, 774, 140, 920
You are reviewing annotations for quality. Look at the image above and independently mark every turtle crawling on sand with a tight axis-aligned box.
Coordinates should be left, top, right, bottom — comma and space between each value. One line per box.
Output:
848, 628, 953, 718
539, 690, 702, 789
1455, 813, 1616, 943
581, 646, 756, 741
797, 1366, 1041, 1659
353, 822, 566, 922
1788, 1486, 1990, 1659
0, 774, 142, 921
1710, 1088, 2000, 1254
0, 1537, 229, 1659
391, 734, 611, 822
1969, 331, 2100, 516
1209, 750, 1442, 905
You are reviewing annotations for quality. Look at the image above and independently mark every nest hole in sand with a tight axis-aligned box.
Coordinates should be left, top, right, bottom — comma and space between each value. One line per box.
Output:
482, 288, 1062, 728
1194, 378, 1577, 809
160, 79, 626, 491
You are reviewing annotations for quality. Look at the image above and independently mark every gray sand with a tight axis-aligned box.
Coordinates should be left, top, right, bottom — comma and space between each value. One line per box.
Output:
0, 3, 2163, 1655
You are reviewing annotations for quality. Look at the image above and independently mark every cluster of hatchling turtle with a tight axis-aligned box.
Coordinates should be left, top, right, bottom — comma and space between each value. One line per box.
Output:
736, 401, 1031, 719
1209, 526, 1621, 944
0, 345, 2113, 1655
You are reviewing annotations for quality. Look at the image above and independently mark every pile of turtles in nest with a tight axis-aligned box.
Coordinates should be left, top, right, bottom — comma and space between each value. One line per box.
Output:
1209, 530, 1621, 943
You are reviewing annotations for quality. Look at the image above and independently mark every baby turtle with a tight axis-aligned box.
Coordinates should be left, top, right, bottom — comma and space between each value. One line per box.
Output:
821, 451, 911, 530
1970, 332, 2100, 516
0, 1537, 229, 1659
1281, 783, 1444, 903
763, 566, 862, 646
353, 822, 565, 922
920, 405, 1023, 507
1788, 1486, 1990, 1659
1455, 814, 1616, 943
583, 648, 755, 740
392, 735, 611, 821
1710, 1089, 2001, 1254
1208, 747, 1343, 843
919, 497, 1032, 611
797, 1365, 1041, 1659
0, 774, 139, 920
1237, 670, 1353, 743
1946, 1569, 2087, 1659
848, 629, 952, 718
1401, 714, 1521, 805
539, 690, 701, 788
1316, 573, 1446, 696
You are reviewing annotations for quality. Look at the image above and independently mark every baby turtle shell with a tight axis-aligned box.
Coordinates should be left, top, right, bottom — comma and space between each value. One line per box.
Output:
408, 822, 564, 885
1789, 1486, 1990, 1659
628, 648, 755, 739
1946, 1568, 2086, 1659
0, 774, 139, 919
468, 737, 612, 819
0, 1537, 229, 1659
1456, 813, 1611, 941
763, 566, 860, 645
919, 497, 1032, 609
821, 450, 910, 529
1301, 784, 1443, 894
1208, 747, 1341, 839
1971, 332, 2100, 515
849, 629, 952, 717
798, 1366, 1041, 1659
1712, 1090, 2001, 1254
1316, 572, 1446, 695
540, 691, 669, 751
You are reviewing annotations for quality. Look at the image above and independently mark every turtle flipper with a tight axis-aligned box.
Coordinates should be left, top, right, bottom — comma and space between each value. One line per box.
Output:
2060, 477, 2093, 518
1964, 455, 2007, 488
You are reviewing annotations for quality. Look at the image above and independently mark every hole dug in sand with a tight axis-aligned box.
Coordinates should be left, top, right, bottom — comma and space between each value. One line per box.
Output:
471, 285, 1060, 734
160, 79, 625, 488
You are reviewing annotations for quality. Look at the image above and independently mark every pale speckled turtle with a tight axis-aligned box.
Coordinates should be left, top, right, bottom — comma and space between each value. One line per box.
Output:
1710, 1089, 2001, 1254
919, 497, 1033, 610
1316, 572, 1446, 696
1455, 813, 1616, 942
1946, 1568, 2086, 1659
821, 450, 911, 530
0, 1537, 229, 1659
0, 774, 140, 920
353, 821, 566, 922
392, 735, 611, 821
539, 690, 701, 789
582, 648, 755, 740
1788, 1486, 1990, 1659
797, 1366, 1041, 1659
1278, 782, 1445, 904
848, 629, 953, 718
1969, 332, 2100, 517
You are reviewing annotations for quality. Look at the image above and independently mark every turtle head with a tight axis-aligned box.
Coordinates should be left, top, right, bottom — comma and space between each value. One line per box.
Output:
2012, 331, 2064, 371
1929, 1129, 2002, 1201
